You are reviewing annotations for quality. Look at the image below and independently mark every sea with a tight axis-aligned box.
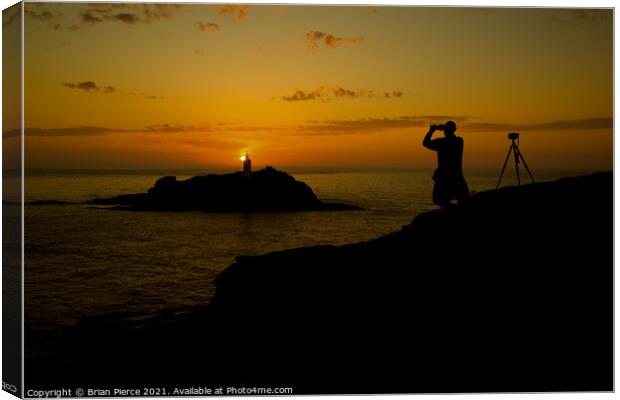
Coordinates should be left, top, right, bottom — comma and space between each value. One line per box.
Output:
20, 167, 589, 356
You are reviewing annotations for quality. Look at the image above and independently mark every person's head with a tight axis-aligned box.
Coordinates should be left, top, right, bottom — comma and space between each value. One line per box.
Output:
444, 121, 457, 137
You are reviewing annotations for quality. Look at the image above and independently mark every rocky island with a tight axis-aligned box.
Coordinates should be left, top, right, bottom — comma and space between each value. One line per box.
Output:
28, 172, 612, 393
90, 166, 361, 212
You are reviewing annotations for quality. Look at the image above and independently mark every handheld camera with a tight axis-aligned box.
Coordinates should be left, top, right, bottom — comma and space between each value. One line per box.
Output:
508, 132, 520, 141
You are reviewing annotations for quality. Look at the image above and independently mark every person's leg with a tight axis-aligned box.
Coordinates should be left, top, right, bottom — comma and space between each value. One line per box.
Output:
432, 181, 452, 207
456, 178, 470, 205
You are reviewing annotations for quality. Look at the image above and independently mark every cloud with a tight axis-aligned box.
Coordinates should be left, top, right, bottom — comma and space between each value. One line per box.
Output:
305, 31, 364, 53
463, 117, 613, 132
62, 81, 161, 97
218, 124, 284, 133
74, 4, 182, 29
282, 90, 320, 102
384, 91, 403, 98
548, 9, 610, 25
282, 87, 403, 102
63, 81, 96, 91
196, 21, 220, 32
24, 3, 186, 30
2, 6, 21, 28
24, 7, 70, 30
296, 117, 427, 135
332, 87, 360, 98
292, 116, 613, 136
218, 5, 250, 21
142, 124, 214, 133
11, 116, 612, 141
81, 12, 103, 25
11, 122, 288, 139
3, 126, 115, 138
113, 13, 140, 25
140, 123, 282, 134
9, 125, 203, 138
400, 115, 470, 123
140, 4, 183, 23
282, 87, 364, 101
25, 9, 55, 21
62, 81, 116, 93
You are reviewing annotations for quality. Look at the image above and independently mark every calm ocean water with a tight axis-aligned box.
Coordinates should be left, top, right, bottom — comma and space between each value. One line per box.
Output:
23, 168, 587, 356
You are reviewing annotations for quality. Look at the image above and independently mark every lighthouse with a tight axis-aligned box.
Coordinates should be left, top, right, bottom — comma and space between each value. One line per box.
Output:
242, 153, 252, 178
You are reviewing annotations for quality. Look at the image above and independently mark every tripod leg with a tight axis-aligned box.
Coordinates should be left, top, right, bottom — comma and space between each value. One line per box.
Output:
513, 143, 521, 185
515, 147, 535, 183
496, 145, 513, 189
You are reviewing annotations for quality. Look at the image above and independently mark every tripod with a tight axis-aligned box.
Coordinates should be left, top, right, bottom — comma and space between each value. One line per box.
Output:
496, 132, 535, 189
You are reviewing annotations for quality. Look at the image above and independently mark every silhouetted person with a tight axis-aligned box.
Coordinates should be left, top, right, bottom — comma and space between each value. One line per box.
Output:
423, 121, 469, 207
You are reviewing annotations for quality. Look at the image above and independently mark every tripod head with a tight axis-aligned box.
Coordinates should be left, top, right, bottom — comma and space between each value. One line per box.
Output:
508, 132, 520, 141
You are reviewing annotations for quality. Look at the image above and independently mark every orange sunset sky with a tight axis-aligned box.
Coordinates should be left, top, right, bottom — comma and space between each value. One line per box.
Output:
3, 3, 613, 171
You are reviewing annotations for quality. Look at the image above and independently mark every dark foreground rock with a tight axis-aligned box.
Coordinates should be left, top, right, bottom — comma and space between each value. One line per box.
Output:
90, 167, 361, 212
27, 172, 612, 393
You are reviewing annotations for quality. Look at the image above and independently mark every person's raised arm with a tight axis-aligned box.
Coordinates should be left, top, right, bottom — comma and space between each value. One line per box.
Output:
423, 125, 438, 150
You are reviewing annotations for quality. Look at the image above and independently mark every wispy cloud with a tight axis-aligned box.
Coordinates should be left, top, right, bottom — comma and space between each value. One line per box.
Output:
384, 91, 403, 99
142, 124, 214, 133
282, 87, 365, 101
305, 31, 364, 53
12, 123, 271, 138
2, 5, 21, 28
296, 117, 427, 135
25, 9, 56, 21
62, 81, 116, 93
90, 4, 182, 24
81, 12, 103, 25
282, 87, 403, 102
463, 117, 613, 132
5, 126, 115, 138
215, 123, 285, 133
282, 90, 320, 102
293, 116, 612, 136
11, 117, 610, 140
61, 81, 164, 99
112, 12, 141, 25
5, 125, 202, 138
196, 21, 220, 32
25, 4, 182, 30
548, 9, 610, 25
401, 115, 467, 121
23, 6, 67, 30
218, 5, 250, 21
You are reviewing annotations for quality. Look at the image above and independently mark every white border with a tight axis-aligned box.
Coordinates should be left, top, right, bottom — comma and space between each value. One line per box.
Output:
0, 1, 616, 400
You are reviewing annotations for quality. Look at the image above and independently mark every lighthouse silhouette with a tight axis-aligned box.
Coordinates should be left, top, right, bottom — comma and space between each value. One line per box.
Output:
242, 153, 252, 178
